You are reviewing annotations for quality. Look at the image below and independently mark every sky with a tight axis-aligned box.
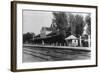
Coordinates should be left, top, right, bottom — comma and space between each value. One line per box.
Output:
23, 10, 90, 35
23, 10, 53, 35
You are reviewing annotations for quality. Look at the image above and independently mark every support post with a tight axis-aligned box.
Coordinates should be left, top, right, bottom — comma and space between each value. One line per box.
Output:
80, 36, 82, 47
88, 35, 91, 47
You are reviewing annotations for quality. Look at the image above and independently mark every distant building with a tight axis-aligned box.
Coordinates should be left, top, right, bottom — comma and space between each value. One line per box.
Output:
65, 35, 78, 47
83, 23, 88, 35
40, 27, 52, 38
33, 27, 68, 45
81, 23, 91, 47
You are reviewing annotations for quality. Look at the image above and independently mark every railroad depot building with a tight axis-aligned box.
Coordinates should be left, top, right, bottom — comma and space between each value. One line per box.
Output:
33, 26, 91, 47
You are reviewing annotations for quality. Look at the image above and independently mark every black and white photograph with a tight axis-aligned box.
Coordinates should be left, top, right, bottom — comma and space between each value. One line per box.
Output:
22, 10, 91, 62
11, 1, 97, 71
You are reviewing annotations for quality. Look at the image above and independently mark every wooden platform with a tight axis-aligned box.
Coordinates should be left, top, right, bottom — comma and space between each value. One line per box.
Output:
23, 44, 91, 51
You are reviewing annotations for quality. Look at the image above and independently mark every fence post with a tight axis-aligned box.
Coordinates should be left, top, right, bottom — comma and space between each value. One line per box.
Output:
60, 43, 61, 46
88, 35, 91, 47
64, 43, 66, 46
42, 40, 44, 45
56, 42, 58, 46
80, 36, 82, 47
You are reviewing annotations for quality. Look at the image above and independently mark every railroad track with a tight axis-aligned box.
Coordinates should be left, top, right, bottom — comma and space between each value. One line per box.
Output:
23, 47, 90, 61
25, 46, 90, 56
23, 48, 75, 61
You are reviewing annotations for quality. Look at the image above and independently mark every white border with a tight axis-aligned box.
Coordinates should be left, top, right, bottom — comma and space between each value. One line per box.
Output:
17, 3, 96, 69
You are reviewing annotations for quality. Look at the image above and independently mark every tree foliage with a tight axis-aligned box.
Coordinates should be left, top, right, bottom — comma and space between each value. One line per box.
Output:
85, 15, 91, 35
23, 32, 35, 43
52, 12, 84, 38
74, 15, 84, 37
52, 12, 69, 39
68, 14, 76, 35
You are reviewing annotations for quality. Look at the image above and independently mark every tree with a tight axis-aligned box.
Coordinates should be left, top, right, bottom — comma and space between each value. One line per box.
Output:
23, 32, 35, 43
75, 15, 84, 37
68, 13, 76, 35
68, 14, 84, 37
52, 12, 69, 39
85, 14, 91, 35
52, 12, 84, 38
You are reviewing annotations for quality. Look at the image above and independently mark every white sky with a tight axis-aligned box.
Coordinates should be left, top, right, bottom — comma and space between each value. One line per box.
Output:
23, 10, 90, 35
23, 10, 53, 35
